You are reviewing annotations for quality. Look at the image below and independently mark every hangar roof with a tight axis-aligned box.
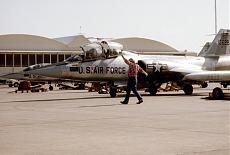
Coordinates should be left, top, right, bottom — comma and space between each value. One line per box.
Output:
0, 34, 81, 51
0, 34, 180, 54
112, 37, 178, 53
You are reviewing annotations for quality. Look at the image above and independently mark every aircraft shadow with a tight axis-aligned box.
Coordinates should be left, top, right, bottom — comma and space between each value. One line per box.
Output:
8, 96, 112, 103
139, 93, 208, 97
201, 97, 230, 101
51, 90, 90, 94
4, 92, 221, 104
78, 103, 134, 108
5, 96, 136, 108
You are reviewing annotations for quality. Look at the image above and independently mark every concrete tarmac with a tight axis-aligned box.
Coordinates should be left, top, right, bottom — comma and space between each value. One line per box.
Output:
0, 85, 229, 155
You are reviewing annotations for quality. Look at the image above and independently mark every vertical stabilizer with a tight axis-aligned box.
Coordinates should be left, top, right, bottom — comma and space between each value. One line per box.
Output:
199, 29, 230, 57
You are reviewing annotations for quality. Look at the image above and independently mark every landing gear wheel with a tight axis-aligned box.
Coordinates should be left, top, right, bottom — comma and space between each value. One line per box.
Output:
149, 87, 158, 96
183, 84, 193, 95
212, 87, 224, 100
49, 85, 53, 91
13, 82, 19, 87
109, 86, 117, 98
201, 82, 208, 88
79, 84, 85, 90
223, 84, 227, 88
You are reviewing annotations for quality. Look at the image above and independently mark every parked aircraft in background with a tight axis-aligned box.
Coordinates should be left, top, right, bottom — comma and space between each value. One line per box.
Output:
184, 29, 230, 99
0, 63, 88, 90
24, 29, 230, 99
0, 51, 77, 88
0, 63, 59, 90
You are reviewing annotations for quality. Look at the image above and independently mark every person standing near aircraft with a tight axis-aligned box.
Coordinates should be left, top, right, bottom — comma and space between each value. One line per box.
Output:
120, 55, 148, 104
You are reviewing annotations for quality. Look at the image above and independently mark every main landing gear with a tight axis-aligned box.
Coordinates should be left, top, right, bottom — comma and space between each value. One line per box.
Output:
211, 87, 224, 100
148, 82, 162, 96
148, 81, 193, 96
182, 83, 193, 95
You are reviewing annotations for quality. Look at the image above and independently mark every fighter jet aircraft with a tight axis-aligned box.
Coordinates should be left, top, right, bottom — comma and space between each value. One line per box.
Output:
25, 29, 230, 98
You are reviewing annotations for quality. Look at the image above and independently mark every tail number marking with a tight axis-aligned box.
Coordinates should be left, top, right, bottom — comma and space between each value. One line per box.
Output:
218, 39, 229, 46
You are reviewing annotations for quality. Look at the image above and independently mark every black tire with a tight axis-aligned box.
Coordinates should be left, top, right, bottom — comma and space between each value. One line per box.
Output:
49, 86, 53, 91
14, 82, 19, 87
109, 87, 117, 97
79, 84, 85, 90
183, 84, 193, 95
8, 83, 13, 87
149, 87, 158, 96
212, 87, 224, 100
109, 90, 117, 97
201, 82, 208, 88
223, 84, 227, 88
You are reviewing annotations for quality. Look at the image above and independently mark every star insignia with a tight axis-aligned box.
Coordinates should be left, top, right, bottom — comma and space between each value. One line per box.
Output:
154, 63, 161, 72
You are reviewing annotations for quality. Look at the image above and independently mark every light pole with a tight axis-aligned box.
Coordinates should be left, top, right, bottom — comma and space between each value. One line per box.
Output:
215, 0, 217, 34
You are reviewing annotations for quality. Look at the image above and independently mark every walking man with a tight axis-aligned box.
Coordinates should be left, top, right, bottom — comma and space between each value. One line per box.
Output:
120, 55, 148, 104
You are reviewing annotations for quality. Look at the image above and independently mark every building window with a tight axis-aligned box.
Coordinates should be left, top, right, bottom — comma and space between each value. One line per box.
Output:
44, 54, 50, 63
22, 54, 28, 67
58, 54, 64, 62
51, 54, 57, 64
0, 54, 5, 67
37, 54, 43, 64
14, 54, 21, 67
29, 54, 35, 65
6, 54, 13, 67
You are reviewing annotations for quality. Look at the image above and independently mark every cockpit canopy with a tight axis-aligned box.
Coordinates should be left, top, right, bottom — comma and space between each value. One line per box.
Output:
63, 41, 123, 63
80, 41, 123, 60
65, 54, 83, 62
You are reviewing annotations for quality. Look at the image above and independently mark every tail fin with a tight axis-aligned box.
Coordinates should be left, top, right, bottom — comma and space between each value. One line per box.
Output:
199, 29, 230, 57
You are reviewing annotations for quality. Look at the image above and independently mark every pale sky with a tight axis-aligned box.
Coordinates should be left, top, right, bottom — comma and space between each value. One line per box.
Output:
0, 0, 229, 52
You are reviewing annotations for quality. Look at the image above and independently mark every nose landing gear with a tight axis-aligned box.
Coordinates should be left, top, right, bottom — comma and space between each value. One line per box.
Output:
109, 86, 117, 97
49, 85, 53, 91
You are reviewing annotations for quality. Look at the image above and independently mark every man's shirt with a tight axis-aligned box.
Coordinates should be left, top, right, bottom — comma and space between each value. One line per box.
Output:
124, 59, 144, 77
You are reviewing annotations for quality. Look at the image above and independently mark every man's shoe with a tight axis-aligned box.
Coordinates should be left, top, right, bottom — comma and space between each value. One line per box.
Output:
136, 100, 143, 104
120, 101, 128, 104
